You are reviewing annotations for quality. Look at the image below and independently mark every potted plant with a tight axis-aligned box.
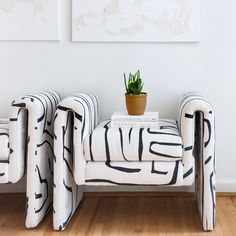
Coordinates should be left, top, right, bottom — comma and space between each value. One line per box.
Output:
124, 70, 147, 115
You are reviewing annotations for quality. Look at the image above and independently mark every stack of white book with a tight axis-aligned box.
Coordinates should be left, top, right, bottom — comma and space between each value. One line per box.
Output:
111, 112, 159, 128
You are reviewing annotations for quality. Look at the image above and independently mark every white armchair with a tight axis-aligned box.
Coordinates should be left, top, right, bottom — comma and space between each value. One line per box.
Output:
53, 92, 215, 231
0, 91, 60, 228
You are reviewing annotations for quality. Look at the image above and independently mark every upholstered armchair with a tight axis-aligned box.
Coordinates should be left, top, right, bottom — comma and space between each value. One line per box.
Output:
0, 91, 60, 228
53, 92, 215, 231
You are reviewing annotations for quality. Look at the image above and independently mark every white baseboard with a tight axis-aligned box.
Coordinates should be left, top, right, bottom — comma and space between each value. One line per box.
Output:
0, 178, 235, 193
216, 179, 236, 192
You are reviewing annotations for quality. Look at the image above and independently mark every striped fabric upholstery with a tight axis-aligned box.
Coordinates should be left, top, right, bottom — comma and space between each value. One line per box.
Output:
0, 113, 27, 184
0, 119, 10, 182
0, 91, 60, 229
53, 92, 215, 232
84, 119, 183, 162
0, 119, 9, 161
53, 92, 98, 231
178, 92, 215, 230
85, 161, 183, 186
82, 119, 184, 186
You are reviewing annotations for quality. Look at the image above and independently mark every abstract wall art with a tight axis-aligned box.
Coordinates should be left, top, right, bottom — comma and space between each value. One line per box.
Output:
72, 0, 200, 42
0, 0, 60, 41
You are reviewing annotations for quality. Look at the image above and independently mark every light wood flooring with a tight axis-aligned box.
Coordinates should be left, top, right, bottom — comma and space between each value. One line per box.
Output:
0, 193, 235, 236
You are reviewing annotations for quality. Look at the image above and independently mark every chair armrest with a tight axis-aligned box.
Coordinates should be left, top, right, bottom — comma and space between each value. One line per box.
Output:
54, 92, 99, 184
53, 92, 98, 230
8, 108, 28, 183
9, 91, 60, 228
178, 92, 215, 185
8, 91, 60, 183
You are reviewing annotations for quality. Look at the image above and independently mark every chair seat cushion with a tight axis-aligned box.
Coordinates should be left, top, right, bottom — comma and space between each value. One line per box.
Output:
0, 118, 10, 160
83, 119, 183, 162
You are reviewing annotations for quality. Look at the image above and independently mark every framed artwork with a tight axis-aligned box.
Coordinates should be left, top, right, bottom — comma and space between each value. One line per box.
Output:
72, 0, 200, 42
0, 0, 60, 41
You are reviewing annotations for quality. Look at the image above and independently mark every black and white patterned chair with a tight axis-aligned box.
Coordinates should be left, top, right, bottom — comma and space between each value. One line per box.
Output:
0, 91, 60, 228
53, 92, 215, 231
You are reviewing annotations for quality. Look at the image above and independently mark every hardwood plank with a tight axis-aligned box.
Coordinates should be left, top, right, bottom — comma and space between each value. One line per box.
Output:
0, 193, 236, 235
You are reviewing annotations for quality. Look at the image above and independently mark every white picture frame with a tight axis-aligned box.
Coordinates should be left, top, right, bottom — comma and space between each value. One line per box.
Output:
72, 0, 200, 42
0, 0, 60, 41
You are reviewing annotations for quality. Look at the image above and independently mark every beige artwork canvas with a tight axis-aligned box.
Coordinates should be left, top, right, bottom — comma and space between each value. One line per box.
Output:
0, 0, 60, 40
72, 0, 200, 42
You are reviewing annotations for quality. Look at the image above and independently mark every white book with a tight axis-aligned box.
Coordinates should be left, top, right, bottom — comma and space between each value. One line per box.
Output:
111, 111, 159, 122
111, 121, 159, 128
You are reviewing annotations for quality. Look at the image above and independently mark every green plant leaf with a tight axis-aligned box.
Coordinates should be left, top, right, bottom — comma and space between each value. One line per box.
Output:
124, 73, 128, 93
124, 70, 144, 95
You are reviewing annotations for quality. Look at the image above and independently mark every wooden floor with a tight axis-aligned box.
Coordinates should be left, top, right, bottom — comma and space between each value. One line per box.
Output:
0, 193, 235, 236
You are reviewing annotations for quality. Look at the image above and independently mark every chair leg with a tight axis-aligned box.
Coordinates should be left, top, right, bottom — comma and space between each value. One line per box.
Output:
194, 129, 216, 230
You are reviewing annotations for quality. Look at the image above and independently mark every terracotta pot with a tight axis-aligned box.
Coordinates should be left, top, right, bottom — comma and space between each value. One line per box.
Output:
125, 93, 147, 115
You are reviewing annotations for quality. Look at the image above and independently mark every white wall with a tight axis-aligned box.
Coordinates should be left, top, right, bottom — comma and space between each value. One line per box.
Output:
0, 0, 235, 192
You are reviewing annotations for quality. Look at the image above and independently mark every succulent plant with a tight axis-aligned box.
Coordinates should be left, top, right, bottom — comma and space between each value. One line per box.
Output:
124, 70, 144, 95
